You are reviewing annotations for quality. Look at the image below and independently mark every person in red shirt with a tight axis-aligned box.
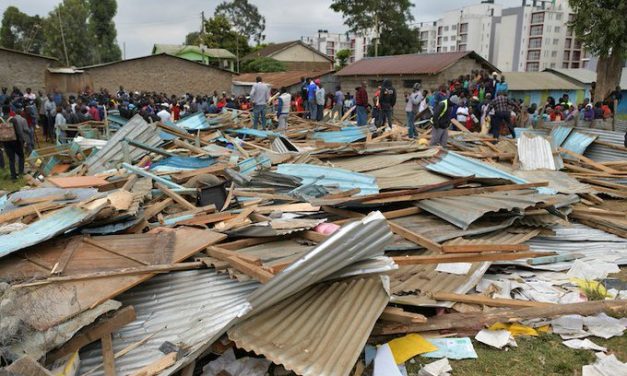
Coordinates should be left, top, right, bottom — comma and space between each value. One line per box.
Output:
355, 82, 369, 126
172, 103, 181, 121
601, 101, 612, 119
294, 93, 304, 114
217, 97, 227, 110
240, 97, 251, 111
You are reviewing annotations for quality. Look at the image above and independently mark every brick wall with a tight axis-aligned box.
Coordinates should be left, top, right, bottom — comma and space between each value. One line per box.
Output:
283, 61, 333, 72
84, 55, 233, 95
0, 49, 54, 93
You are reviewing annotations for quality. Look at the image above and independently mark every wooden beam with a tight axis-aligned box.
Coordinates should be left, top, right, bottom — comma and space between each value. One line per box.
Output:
143, 198, 173, 220
101, 333, 116, 376
10, 192, 76, 206
559, 147, 621, 174
0, 202, 63, 224
441, 244, 529, 254
226, 256, 274, 283
392, 251, 553, 265
431, 292, 554, 308
47, 306, 136, 363
50, 236, 84, 275
6, 356, 54, 376
300, 230, 329, 243
177, 211, 237, 226
83, 237, 150, 266
129, 352, 177, 376
380, 306, 427, 324
170, 163, 231, 183
388, 221, 442, 253
155, 183, 197, 211
218, 237, 279, 250
207, 246, 262, 265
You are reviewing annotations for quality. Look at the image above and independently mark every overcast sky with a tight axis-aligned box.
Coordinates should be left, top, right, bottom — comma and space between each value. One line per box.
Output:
1, 0, 523, 58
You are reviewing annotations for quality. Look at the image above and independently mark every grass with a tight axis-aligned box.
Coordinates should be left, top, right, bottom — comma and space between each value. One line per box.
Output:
617, 113, 627, 121
0, 166, 26, 192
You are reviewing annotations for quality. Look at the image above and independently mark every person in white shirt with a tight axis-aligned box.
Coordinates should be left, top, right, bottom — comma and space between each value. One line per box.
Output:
456, 102, 469, 126
405, 83, 423, 139
314, 79, 325, 122
249, 76, 271, 129
54, 106, 67, 143
157, 104, 172, 123
276, 87, 291, 131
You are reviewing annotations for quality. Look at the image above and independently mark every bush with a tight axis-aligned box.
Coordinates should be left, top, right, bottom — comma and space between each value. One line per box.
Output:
242, 57, 286, 73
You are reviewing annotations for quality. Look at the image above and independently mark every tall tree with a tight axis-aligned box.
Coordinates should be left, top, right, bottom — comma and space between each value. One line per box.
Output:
335, 49, 351, 68
330, 0, 416, 56
215, 0, 265, 45
569, 0, 627, 101
199, 15, 250, 57
185, 31, 201, 45
366, 23, 422, 57
0, 6, 45, 54
43, 0, 94, 67
88, 0, 121, 63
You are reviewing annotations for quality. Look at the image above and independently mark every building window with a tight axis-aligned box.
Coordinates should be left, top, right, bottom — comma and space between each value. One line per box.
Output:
459, 23, 469, 33
528, 50, 541, 60
451, 24, 457, 30
402, 79, 422, 89
554, 26, 561, 33
526, 62, 540, 72
553, 38, 559, 45
552, 51, 558, 57
460, 34, 468, 43
565, 39, 571, 49
563, 51, 570, 60
530, 25, 543, 36
442, 46, 448, 52
574, 40, 582, 49
458, 44, 467, 52
529, 38, 542, 49
562, 62, 569, 68
571, 62, 580, 68
443, 36, 448, 42
531, 12, 545, 24
421, 31, 429, 39
545, 26, 551, 33
556, 13, 562, 20
550, 63, 556, 68
572, 51, 581, 61
437, 37, 442, 45
450, 35, 456, 41
450, 45, 456, 51
444, 26, 449, 32
567, 26, 573, 37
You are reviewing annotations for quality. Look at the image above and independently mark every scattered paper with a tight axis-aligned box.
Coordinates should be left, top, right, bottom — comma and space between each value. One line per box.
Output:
488, 322, 538, 337
202, 348, 270, 376
418, 358, 452, 376
436, 262, 472, 275
475, 329, 517, 349
584, 313, 626, 339
562, 339, 607, 352
374, 344, 404, 376
551, 315, 588, 339
423, 338, 478, 360
582, 354, 627, 376
567, 259, 619, 280
387, 334, 439, 364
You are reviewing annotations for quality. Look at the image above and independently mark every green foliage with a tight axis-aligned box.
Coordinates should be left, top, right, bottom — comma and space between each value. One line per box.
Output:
185, 31, 201, 45
43, 0, 94, 67
568, 0, 627, 57
215, 0, 266, 45
367, 23, 422, 56
0, 6, 45, 54
200, 15, 250, 57
88, 0, 121, 63
242, 57, 285, 73
335, 49, 351, 68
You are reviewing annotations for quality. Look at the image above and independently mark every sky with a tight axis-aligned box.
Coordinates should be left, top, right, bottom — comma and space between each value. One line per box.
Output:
0, 0, 523, 59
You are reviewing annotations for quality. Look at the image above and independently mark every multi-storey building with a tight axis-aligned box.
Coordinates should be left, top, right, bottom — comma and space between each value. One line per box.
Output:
301, 30, 373, 65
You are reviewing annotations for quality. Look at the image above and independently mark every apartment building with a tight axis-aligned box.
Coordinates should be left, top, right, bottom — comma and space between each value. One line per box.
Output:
301, 30, 373, 65
491, 0, 589, 72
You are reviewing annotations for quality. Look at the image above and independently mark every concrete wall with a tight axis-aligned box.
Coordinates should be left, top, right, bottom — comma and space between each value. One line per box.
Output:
45, 72, 93, 96
273, 44, 330, 63
84, 54, 233, 95
0, 49, 54, 93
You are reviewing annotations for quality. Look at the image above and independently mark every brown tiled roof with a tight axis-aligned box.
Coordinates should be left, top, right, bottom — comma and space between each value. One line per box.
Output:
336, 51, 498, 76
242, 41, 333, 62
234, 70, 335, 89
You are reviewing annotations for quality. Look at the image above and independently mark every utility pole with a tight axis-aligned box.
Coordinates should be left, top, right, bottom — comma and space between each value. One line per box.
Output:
200, 11, 207, 65
57, 9, 70, 66
374, 14, 380, 57
123, 42, 126, 60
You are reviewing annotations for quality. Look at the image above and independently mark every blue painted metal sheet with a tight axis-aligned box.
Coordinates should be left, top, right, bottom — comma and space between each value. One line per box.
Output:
424, 151, 555, 194
549, 125, 574, 149
226, 128, 278, 139
170, 113, 210, 131
106, 114, 129, 130
312, 126, 368, 143
561, 131, 598, 157
239, 155, 272, 176
0, 204, 102, 258
277, 164, 379, 195
150, 156, 215, 172
0, 188, 98, 214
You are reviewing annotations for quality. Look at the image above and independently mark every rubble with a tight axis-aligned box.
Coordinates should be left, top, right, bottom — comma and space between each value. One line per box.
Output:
0, 109, 626, 375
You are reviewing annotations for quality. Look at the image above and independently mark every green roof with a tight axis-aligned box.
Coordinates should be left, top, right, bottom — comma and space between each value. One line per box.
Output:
152, 44, 236, 59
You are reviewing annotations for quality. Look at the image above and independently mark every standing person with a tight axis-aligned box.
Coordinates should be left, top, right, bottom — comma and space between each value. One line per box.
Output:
250, 76, 271, 129
54, 106, 67, 143
14, 108, 34, 154
405, 84, 422, 139
379, 79, 397, 131
307, 78, 318, 121
487, 91, 520, 140
157, 104, 172, 123
315, 79, 325, 122
276, 87, 291, 131
43, 94, 56, 142
355, 82, 369, 126
332, 86, 344, 120
430, 95, 459, 148
496, 76, 508, 95
300, 77, 309, 118
0, 105, 27, 181
372, 85, 381, 126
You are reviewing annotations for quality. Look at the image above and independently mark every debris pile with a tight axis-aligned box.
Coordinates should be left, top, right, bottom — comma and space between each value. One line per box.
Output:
0, 111, 626, 375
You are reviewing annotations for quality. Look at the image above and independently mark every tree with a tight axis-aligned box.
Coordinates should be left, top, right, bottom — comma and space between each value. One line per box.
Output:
0, 6, 45, 54
185, 31, 201, 45
569, 0, 627, 102
366, 23, 422, 56
199, 15, 250, 57
242, 57, 286, 73
330, 0, 415, 56
88, 0, 121, 63
335, 49, 351, 68
43, 0, 94, 67
215, 0, 265, 45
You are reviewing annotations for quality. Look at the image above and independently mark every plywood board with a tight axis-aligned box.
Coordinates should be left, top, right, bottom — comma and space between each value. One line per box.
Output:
48, 176, 110, 188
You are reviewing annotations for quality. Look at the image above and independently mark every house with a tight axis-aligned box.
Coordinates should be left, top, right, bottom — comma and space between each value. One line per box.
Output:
336, 51, 499, 116
0, 47, 57, 92
45, 67, 91, 95
232, 70, 336, 97
152, 44, 236, 71
543, 68, 596, 100
503, 71, 584, 107
242, 41, 334, 72
81, 54, 234, 95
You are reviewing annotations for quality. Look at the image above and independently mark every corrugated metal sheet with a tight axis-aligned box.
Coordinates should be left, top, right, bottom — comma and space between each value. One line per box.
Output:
513, 128, 548, 138
549, 125, 574, 149
421, 150, 555, 194
247, 211, 393, 313
277, 164, 379, 196
226, 128, 278, 139
0, 187, 97, 214
238, 155, 272, 176
312, 127, 368, 143
150, 155, 215, 172
228, 276, 389, 376
375, 168, 450, 190
544, 68, 597, 85
236, 70, 335, 89
330, 150, 438, 172
417, 190, 553, 229
83, 114, 162, 174
517, 133, 563, 171
575, 127, 627, 162
173, 112, 210, 131
336, 51, 496, 76
504, 71, 583, 91
79, 270, 259, 376
513, 170, 591, 194
561, 131, 598, 157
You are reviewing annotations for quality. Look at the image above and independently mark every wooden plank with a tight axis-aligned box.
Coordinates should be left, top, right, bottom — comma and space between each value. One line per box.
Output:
180, 362, 195, 376
155, 183, 197, 211
441, 244, 529, 254
101, 333, 116, 376
83, 237, 150, 266
254, 203, 320, 214
121, 174, 138, 191
80, 334, 157, 376
380, 306, 427, 324
50, 236, 84, 275
11, 192, 76, 206
143, 198, 173, 220
226, 255, 274, 283
129, 352, 177, 376
388, 221, 442, 253
152, 232, 175, 265
213, 206, 255, 232
170, 163, 231, 183
559, 147, 621, 174
578, 177, 627, 191
300, 230, 328, 243
0, 202, 63, 224
6, 355, 54, 376
218, 237, 279, 250
207, 246, 262, 265
48, 176, 110, 188
432, 292, 554, 308
177, 211, 237, 226
392, 251, 553, 265
47, 306, 136, 363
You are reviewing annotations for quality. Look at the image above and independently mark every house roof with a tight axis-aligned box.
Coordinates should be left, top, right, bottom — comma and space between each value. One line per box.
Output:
79, 53, 235, 74
543, 68, 597, 85
233, 70, 335, 89
242, 41, 333, 63
335, 51, 498, 77
152, 44, 236, 59
0, 46, 57, 61
503, 71, 583, 91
